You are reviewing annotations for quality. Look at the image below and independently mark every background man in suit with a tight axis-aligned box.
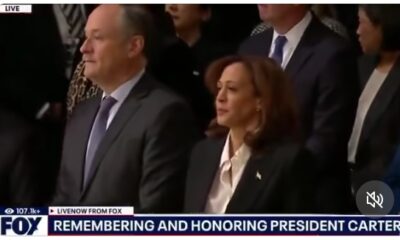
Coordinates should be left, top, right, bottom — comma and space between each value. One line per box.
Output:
239, 4, 358, 212
53, 5, 198, 212
0, 5, 96, 202
0, 4, 96, 120
0, 5, 67, 120
0, 106, 45, 206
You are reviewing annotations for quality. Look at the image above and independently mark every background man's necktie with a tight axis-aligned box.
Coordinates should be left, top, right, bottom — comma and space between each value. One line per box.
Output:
271, 35, 287, 66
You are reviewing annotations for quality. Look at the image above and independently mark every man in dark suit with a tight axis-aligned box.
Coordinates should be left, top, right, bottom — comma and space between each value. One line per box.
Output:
0, 5, 97, 203
0, 4, 96, 120
0, 5, 67, 119
0, 107, 40, 206
239, 4, 358, 212
53, 5, 198, 212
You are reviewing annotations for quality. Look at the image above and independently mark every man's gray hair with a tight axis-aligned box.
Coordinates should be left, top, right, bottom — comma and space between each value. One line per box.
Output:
119, 5, 155, 59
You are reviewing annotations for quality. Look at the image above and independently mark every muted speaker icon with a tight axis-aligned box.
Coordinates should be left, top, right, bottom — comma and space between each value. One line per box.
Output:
366, 191, 384, 209
356, 180, 394, 215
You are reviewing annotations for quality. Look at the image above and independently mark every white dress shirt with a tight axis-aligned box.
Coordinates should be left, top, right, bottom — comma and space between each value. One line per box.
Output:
204, 133, 251, 213
102, 68, 145, 129
348, 69, 388, 163
269, 11, 312, 69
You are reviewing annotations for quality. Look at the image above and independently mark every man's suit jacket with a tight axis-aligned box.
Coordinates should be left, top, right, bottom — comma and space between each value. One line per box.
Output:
239, 16, 358, 212
54, 73, 198, 212
184, 138, 318, 213
0, 108, 40, 205
353, 55, 400, 191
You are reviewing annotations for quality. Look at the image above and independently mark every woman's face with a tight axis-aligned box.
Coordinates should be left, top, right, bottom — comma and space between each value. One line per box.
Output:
215, 62, 261, 130
357, 8, 382, 54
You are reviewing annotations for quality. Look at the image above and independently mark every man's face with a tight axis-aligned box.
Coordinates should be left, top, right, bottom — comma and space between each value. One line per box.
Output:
80, 5, 130, 83
257, 4, 295, 23
165, 4, 209, 32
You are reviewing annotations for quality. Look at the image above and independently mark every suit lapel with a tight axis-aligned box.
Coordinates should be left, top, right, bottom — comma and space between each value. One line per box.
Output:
358, 56, 377, 90
263, 31, 273, 56
194, 139, 225, 212
225, 146, 281, 213
80, 73, 152, 197
359, 58, 400, 148
284, 17, 321, 80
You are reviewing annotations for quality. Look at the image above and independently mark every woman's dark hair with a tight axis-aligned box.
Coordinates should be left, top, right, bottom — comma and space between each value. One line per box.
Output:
359, 4, 400, 51
205, 55, 299, 153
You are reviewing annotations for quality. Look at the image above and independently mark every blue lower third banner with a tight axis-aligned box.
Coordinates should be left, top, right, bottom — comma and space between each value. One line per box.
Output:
2, 207, 400, 236
48, 215, 400, 236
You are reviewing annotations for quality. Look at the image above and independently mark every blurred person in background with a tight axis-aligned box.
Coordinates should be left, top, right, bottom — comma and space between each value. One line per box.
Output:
0, 4, 96, 121
251, 4, 348, 39
0, 4, 95, 204
165, 4, 230, 76
0, 5, 69, 120
349, 5, 400, 196
165, 4, 233, 131
239, 4, 358, 213
0, 106, 45, 206
184, 56, 318, 213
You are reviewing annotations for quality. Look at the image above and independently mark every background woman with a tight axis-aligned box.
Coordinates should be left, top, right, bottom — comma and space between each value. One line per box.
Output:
348, 5, 400, 193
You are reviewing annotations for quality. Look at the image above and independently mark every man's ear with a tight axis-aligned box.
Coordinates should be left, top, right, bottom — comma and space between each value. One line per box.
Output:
127, 35, 145, 58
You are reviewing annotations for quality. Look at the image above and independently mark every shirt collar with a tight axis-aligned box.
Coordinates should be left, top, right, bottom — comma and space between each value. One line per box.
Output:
272, 11, 312, 51
102, 68, 145, 103
220, 132, 252, 167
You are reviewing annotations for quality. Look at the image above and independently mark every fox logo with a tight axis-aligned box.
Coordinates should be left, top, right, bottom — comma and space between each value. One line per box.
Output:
0, 217, 41, 235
